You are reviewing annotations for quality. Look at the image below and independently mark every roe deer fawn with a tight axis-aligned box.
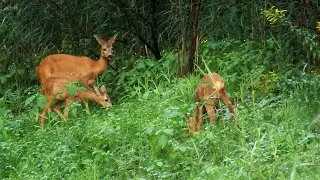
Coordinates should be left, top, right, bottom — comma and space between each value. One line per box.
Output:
39, 74, 111, 128
195, 72, 234, 124
36, 34, 118, 92
184, 102, 203, 135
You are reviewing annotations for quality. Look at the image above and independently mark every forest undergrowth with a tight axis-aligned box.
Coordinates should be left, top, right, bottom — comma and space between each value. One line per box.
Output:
0, 40, 319, 179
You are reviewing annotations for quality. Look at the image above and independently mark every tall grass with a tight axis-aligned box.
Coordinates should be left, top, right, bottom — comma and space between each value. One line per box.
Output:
1, 66, 319, 179
1, 39, 319, 179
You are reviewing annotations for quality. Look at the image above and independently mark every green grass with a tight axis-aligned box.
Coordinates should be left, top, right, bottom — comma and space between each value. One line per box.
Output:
0, 71, 319, 179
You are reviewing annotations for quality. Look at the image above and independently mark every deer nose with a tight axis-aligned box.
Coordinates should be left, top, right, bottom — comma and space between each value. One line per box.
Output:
108, 53, 114, 58
104, 99, 112, 106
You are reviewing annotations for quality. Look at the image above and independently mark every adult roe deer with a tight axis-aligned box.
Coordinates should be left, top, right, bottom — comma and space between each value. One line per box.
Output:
39, 73, 111, 128
36, 34, 118, 92
195, 72, 235, 124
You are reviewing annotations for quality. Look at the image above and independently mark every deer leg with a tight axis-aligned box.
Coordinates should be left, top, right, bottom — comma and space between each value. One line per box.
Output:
184, 114, 196, 135
40, 96, 53, 128
196, 103, 203, 131
189, 117, 197, 135
83, 100, 90, 114
203, 98, 217, 124
52, 101, 65, 120
63, 98, 74, 120
35, 113, 39, 122
204, 104, 216, 124
53, 109, 65, 120
219, 89, 235, 122
72, 97, 90, 114
81, 81, 95, 93
52, 101, 62, 114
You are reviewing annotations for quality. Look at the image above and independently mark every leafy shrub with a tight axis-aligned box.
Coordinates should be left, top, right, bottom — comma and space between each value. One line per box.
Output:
102, 52, 177, 101
248, 71, 280, 95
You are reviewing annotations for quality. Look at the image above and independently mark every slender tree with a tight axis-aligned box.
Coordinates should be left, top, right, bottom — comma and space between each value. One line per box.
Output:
187, 0, 201, 75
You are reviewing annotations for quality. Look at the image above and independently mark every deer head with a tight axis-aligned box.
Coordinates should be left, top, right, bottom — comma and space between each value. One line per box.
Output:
93, 85, 112, 109
94, 34, 118, 59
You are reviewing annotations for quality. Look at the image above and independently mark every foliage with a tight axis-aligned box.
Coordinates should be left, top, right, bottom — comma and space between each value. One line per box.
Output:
0, 1, 320, 179
1, 1, 319, 96
261, 6, 287, 25
310, 112, 320, 133
102, 52, 177, 101
260, 5, 320, 66
1, 65, 319, 178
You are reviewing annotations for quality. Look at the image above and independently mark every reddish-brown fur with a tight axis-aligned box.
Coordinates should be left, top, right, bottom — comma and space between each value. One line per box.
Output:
36, 34, 117, 92
194, 72, 234, 125
184, 102, 203, 135
39, 74, 111, 128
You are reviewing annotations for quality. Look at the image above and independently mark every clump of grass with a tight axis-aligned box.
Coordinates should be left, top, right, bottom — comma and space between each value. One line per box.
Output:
1, 68, 320, 179
1, 39, 320, 179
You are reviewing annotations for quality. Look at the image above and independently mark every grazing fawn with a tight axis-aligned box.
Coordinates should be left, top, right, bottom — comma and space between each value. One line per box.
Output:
39, 73, 111, 127
186, 72, 235, 135
195, 72, 234, 124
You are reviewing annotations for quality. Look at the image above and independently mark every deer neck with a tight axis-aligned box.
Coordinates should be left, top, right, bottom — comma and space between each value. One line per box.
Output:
94, 56, 109, 75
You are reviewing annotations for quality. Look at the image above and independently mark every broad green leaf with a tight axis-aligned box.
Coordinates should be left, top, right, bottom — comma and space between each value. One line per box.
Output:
202, 48, 209, 57
36, 95, 47, 109
1, 129, 8, 140
206, 132, 215, 141
162, 128, 173, 136
25, 95, 36, 106
67, 83, 77, 97
157, 134, 168, 149
177, 146, 187, 152
0, 107, 7, 115
78, 86, 87, 92
156, 161, 163, 167
145, 126, 155, 135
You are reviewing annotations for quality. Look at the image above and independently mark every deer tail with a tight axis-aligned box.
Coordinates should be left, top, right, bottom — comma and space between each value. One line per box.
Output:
214, 80, 224, 92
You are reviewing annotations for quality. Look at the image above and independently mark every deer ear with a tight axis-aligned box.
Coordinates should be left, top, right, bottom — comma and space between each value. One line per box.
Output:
107, 33, 118, 45
93, 85, 101, 95
94, 35, 107, 46
100, 85, 107, 93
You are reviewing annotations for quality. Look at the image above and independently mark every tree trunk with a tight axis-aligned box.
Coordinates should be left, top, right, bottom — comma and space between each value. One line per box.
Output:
187, 0, 201, 75
176, 0, 187, 77
150, 0, 162, 60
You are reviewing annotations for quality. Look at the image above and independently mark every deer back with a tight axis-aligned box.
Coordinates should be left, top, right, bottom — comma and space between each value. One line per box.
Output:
36, 34, 117, 88
195, 72, 226, 102
43, 73, 95, 100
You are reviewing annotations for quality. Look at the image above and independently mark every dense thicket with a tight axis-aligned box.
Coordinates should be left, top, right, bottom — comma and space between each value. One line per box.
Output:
0, 0, 319, 109
1, 1, 320, 179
